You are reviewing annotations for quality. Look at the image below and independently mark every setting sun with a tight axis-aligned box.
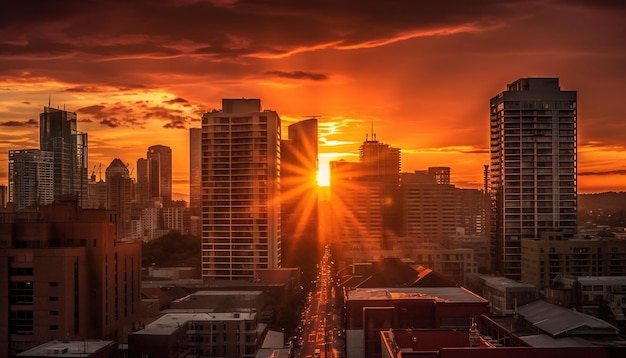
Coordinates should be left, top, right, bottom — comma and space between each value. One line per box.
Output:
317, 161, 330, 187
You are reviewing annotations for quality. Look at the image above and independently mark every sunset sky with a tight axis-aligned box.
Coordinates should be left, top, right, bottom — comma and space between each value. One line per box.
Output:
1, 0, 625, 198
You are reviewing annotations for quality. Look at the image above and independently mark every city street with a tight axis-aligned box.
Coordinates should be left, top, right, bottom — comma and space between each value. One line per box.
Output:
295, 245, 344, 358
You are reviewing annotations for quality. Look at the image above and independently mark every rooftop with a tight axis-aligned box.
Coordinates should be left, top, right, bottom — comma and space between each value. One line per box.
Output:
17, 340, 115, 357
346, 287, 487, 303
133, 312, 256, 336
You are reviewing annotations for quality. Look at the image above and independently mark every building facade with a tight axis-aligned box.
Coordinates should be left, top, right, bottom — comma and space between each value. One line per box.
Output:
8, 150, 54, 210
147, 145, 172, 207
521, 234, 626, 290
200, 99, 281, 281
39, 106, 88, 207
490, 78, 577, 280
0, 202, 141, 357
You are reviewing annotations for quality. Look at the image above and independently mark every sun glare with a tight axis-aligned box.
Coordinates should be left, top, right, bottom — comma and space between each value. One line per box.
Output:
317, 162, 330, 187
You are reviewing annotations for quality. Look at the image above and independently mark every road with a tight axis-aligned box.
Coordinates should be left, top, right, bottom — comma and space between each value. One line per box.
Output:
294, 245, 344, 358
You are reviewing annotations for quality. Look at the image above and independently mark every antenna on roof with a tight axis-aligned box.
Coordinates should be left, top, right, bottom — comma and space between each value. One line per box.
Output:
48, 96, 50, 108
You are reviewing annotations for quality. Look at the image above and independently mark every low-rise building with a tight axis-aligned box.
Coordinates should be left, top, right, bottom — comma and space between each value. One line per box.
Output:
464, 274, 538, 315
129, 312, 261, 358
521, 233, 626, 290
345, 287, 489, 358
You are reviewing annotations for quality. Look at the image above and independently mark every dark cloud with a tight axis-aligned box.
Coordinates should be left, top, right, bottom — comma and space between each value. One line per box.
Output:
0, 119, 38, 127
164, 97, 189, 104
265, 70, 329, 81
0, 0, 548, 61
579, 169, 626, 176
163, 119, 188, 129
100, 118, 119, 128
77, 105, 106, 115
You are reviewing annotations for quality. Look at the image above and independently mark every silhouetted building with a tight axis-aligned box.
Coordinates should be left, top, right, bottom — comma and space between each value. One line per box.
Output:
135, 158, 149, 206
39, 106, 88, 206
8, 149, 54, 210
0, 202, 141, 357
330, 160, 383, 266
200, 99, 281, 281
280, 118, 319, 281
105, 159, 133, 239
147, 145, 172, 207
360, 133, 401, 243
0, 184, 7, 208
490, 78, 577, 280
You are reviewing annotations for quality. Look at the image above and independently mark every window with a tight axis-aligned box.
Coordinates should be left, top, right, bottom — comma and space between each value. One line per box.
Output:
50, 310, 59, 316
49, 325, 59, 330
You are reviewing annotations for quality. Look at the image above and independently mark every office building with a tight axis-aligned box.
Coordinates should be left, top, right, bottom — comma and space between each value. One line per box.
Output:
146, 145, 172, 207
330, 160, 383, 267
39, 106, 88, 207
360, 134, 401, 242
8, 149, 54, 210
200, 99, 281, 281
0, 202, 141, 357
400, 170, 459, 245
280, 118, 319, 274
490, 78, 577, 280
105, 159, 133, 239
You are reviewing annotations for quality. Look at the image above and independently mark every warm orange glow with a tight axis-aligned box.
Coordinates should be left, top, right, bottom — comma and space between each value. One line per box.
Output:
317, 161, 330, 187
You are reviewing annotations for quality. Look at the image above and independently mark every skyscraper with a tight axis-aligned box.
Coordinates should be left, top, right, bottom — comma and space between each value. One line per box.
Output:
39, 106, 88, 206
146, 145, 172, 206
105, 159, 133, 239
8, 149, 54, 210
201, 99, 281, 281
489, 78, 577, 280
189, 128, 202, 217
281, 118, 319, 280
359, 134, 401, 243
135, 158, 149, 206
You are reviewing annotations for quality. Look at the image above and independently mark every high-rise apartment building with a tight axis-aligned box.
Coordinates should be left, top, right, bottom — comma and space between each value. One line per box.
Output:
8, 149, 54, 210
490, 78, 577, 280
200, 99, 281, 281
146, 145, 172, 207
189, 128, 202, 217
0, 201, 141, 357
39, 106, 88, 207
281, 118, 319, 272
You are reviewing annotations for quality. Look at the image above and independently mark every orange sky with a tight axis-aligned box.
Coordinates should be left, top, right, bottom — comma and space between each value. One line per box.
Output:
1, 0, 626, 198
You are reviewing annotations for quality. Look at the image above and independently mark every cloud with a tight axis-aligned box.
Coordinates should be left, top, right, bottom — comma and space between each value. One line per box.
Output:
0, 119, 38, 127
163, 119, 188, 129
579, 169, 626, 176
0, 0, 552, 62
164, 97, 189, 104
265, 70, 329, 81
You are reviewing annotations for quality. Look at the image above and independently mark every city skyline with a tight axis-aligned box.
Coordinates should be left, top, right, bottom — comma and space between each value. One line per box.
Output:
1, 1, 626, 196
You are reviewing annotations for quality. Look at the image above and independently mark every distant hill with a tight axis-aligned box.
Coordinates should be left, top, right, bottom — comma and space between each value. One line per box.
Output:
579, 192, 626, 212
